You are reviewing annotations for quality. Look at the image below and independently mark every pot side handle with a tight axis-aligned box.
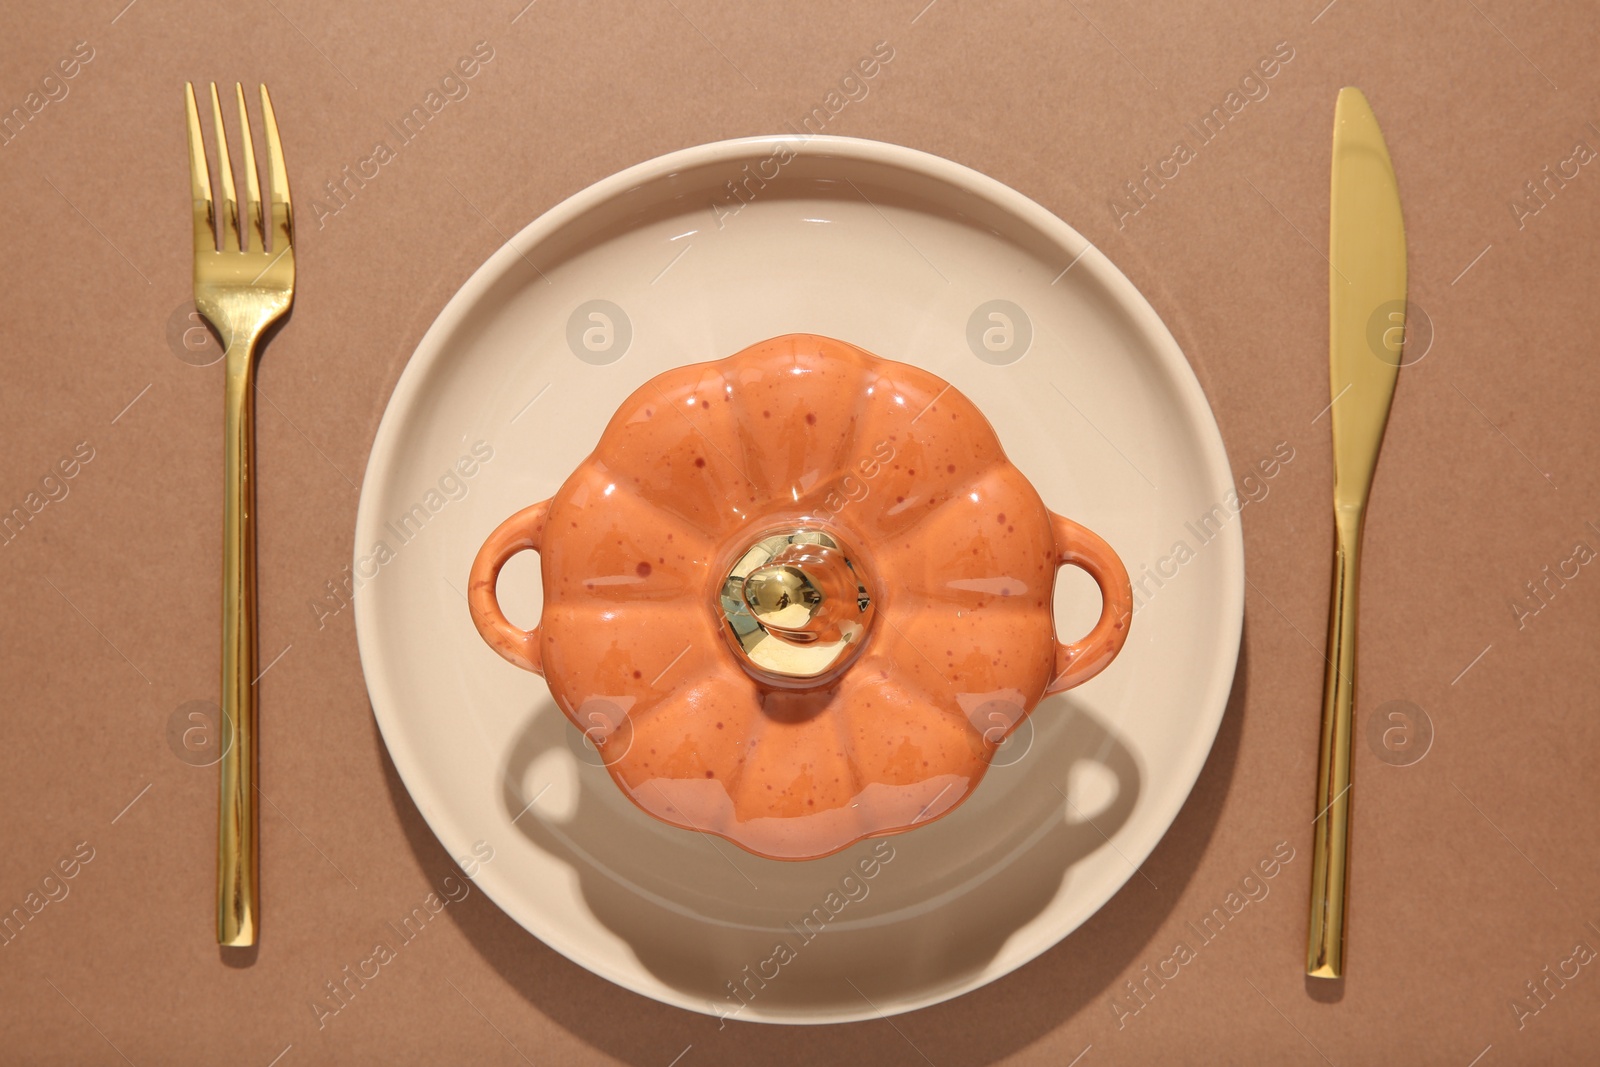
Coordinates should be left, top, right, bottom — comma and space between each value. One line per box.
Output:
1045, 513, 1133, 695
468, 500, 550, 675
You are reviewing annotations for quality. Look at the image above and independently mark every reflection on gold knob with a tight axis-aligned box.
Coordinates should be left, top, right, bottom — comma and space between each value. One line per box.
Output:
743, 543, 860, 644
744, 564, 820, 633
719, 529, 874, 681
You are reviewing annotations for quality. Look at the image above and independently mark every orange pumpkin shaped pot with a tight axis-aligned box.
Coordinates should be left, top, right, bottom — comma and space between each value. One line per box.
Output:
469, 334, 1133, 860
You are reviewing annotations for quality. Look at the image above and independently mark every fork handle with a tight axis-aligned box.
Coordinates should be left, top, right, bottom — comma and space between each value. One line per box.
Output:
1307, 507, 1362, 978
218, 341, 259, 946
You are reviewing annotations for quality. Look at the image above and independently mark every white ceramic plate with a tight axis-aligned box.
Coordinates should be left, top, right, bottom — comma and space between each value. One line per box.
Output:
354, 135, 1243, 1024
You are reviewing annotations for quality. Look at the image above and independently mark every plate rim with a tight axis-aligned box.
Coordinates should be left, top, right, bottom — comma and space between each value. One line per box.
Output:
353, 132, 1245, 1024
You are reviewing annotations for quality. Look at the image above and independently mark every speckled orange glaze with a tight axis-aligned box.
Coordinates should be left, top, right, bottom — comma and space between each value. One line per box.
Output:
469, 334, 1132, 860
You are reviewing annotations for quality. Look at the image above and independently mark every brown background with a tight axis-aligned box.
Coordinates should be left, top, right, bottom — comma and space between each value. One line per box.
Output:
2, 0, 1598, 1063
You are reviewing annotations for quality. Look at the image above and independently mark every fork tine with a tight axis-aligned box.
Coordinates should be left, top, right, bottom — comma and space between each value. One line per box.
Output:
233, 84, 265, 253
208, 83, 238, 253
259, 85, 293, 256
185, 83, 215, 254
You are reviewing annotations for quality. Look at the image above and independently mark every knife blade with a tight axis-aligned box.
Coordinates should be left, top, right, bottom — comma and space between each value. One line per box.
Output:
1306, 86, 1406, 980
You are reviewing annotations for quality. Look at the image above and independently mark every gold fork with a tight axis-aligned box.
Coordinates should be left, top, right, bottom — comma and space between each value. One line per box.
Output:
185, 82, 295, 947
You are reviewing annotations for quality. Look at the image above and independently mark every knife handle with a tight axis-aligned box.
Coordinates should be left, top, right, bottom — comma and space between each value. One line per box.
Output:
218, 344, 259, 946
1307, 508, 1361, 978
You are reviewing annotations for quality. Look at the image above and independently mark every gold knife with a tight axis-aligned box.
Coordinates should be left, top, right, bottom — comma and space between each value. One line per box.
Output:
1306, 86, 1406, 979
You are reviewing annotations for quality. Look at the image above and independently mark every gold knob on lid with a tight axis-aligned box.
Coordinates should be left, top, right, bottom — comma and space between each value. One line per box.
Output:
720, 529, 873, 681
743, 542, 861, 643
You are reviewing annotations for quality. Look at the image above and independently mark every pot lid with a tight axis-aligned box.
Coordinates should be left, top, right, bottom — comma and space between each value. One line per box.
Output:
491, 334, 1129, 859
